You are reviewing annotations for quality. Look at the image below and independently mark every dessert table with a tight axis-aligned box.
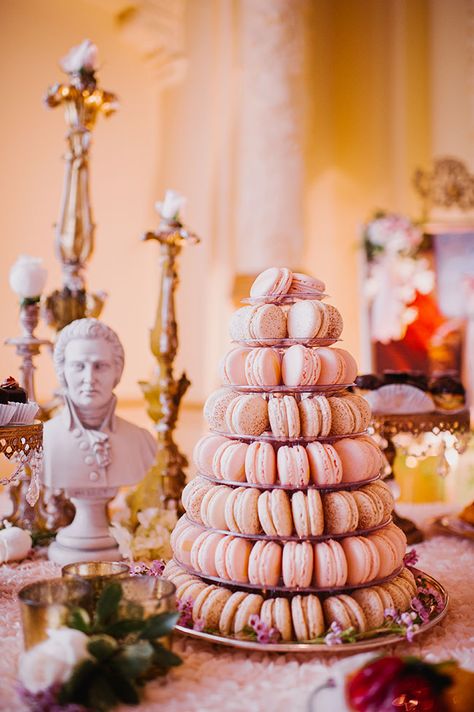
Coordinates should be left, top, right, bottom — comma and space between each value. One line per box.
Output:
1, 502, 473, 712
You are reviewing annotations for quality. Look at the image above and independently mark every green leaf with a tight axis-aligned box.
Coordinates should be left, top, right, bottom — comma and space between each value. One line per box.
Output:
87, 635, 118, 661
105, 665, 140, 705
67, 606, 91, 633
140, 611, 180, 640
152, 641, 183, 668
115, 639, 155, 678
104, 618, 146, 639
59, 659, 97, 705
88, 673, 118, 711
96, 582, 122, 626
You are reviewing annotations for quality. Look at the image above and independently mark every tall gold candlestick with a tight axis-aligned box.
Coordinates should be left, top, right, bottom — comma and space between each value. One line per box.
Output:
129, 196, 200, 516
43, 40, 117, 331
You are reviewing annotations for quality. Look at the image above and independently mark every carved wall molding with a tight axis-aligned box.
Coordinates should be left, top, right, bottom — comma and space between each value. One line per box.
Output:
414, 157, 474, 226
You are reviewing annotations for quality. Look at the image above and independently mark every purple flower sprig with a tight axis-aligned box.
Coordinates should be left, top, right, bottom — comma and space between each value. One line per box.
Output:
324, 621, 344, 646
384, 607, 420, 643
403, 549, 419, 567
177, 598, 194, 628
248, 614, 281, 644
176, 597, 206, 632
17, 683, 90, 712
130, 559, 165, 577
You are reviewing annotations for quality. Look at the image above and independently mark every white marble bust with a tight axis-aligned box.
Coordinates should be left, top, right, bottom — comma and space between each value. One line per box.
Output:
42, 318, 156, 564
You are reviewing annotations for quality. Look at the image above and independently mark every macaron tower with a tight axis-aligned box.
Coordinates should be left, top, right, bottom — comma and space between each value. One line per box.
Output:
165, 267, 417, 643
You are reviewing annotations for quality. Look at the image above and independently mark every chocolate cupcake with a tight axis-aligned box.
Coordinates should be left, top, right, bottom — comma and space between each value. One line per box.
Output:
0, 377, 27, 404
430, 375, 465, 411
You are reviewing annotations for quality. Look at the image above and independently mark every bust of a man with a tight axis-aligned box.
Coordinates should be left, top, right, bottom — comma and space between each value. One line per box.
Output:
43, 318, 156, 491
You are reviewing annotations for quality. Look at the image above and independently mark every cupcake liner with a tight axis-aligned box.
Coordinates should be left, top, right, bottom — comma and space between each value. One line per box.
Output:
0, 403, 16, 426
9, 401, 39, 425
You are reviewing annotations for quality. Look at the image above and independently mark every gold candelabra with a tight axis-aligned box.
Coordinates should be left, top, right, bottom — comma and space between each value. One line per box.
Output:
43, 43, 118, 331
128, 206, 200, 517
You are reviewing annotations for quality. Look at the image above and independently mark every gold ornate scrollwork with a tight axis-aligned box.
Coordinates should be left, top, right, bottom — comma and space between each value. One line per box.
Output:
414, 157, 474, 215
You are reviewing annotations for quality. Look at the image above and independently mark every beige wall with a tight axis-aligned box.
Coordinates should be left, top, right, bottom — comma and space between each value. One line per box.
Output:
0, 0, 472, 411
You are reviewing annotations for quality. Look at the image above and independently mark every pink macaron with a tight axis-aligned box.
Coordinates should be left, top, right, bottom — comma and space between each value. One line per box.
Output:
313, 539, 348, 588
245, 348, 281, 386
248, 540, 282, 587
268, 395, 301, 438
245, 441, 277, 485
281, 345, 321, 386
316, 348, 346, 385
277, 445, 310, 487
219, 347, 252, 385
212, 440, 248, 481
288, 272, 326, 295
334, 348, 358, 383
225, 536, 253, 583
299, 395, 332, 437
282, 542, 313, 588
250, 267, 293, 298
333, 437, 381, 484
193, 434, 229, 475
306, 442, 343, 485
341, 536, 380, 585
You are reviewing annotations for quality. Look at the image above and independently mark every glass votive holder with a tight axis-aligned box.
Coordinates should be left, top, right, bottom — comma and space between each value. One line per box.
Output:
18, 577, 92, 650
61, 560, 130, 599
119, 576, 177, 618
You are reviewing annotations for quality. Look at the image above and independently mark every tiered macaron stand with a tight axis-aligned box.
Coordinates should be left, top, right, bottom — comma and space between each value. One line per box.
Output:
172, 292, 448, 652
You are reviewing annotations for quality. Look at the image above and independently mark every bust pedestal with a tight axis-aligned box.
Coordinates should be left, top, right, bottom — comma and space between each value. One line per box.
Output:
48, 487, 119, 565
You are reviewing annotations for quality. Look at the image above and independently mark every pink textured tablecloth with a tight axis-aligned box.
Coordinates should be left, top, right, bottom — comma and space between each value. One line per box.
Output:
1, 503, 473, 712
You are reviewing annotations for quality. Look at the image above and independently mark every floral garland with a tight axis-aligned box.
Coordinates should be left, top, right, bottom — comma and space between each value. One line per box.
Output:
362, 211, 434, 344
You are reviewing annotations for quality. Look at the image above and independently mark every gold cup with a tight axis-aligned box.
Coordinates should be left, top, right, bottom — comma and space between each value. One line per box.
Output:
119, 576, 176, 617
61, 560, 130, 599
18, 578, 92, 649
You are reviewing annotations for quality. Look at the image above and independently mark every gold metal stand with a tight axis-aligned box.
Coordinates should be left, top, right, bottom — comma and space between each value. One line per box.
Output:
128, 216, 200, 517
0, 423, 43, 529
371, 409, 471, 544
43, 55, 117, 330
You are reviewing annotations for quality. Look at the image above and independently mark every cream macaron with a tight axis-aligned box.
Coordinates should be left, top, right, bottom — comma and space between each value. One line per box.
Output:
299, 395, 332, 438
291, 594, 325, 640
204, 389, 239, 431
193, 434, 229, 475
225, 394, 269, 436
282, 541, 313, 588
258, 489, 293, 537
245, 348, 281, 386
291, 489, 324, 537
260, 597, 293, 641
322, 490, 359, 535
219, 347, 252, 385
212, 440, 248, 482
313, 539, 348, 588
281, 345, 321, 387
268, 395, 301, 438
286, 300, 329, 340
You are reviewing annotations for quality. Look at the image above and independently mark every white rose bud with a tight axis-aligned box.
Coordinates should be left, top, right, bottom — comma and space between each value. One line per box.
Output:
0, 526, 32, 563
61, 39, 98, 74
155, 190, 186, 221
9, 255, 47, 300
18, 627, 90, 694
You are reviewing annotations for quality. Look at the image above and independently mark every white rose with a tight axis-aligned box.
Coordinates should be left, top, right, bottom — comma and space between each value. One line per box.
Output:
155, 190, 186, 221
0, 526, 32, 563
9, 255, 47, 299
61, 39, 98, 74
18, 627, 90, 694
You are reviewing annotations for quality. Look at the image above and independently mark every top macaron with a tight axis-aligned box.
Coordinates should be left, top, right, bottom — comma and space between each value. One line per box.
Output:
250, 268, 326, 300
